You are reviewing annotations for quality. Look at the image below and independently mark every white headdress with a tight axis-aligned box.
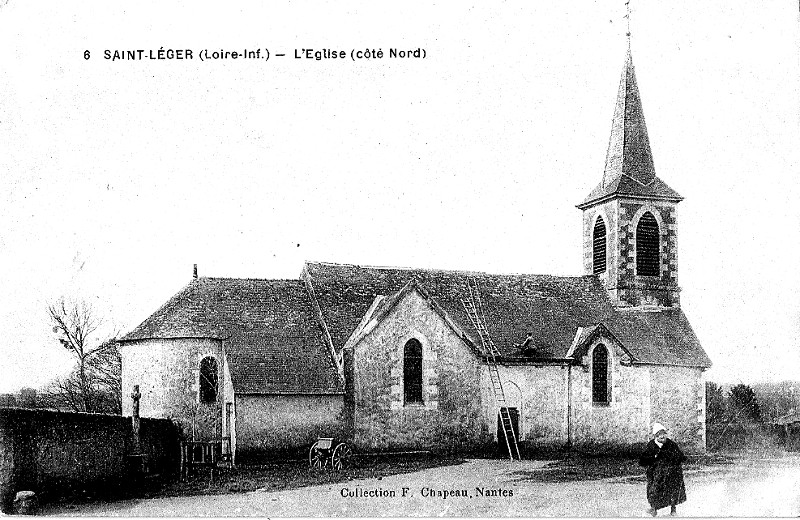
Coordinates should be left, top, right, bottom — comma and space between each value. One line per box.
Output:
652, 422, 667, 435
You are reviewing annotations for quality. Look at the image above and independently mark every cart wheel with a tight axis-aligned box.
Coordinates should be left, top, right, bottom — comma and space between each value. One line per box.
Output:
331, 442, 352, 471
309, 441, 325, 469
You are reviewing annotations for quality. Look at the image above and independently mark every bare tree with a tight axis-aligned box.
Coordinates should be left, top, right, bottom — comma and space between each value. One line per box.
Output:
39, 373, 85, 412
46, 298, 121, 413
85, 339, 122, 413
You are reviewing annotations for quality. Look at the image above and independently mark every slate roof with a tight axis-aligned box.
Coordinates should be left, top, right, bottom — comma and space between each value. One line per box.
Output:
305, 261, 608, 359
578, 175, 682, 208
577, 51, 683, 209
119, 278, 343, 395
304, 261, 711, 368
604, 309, 711, 367
120, 261, 710, 396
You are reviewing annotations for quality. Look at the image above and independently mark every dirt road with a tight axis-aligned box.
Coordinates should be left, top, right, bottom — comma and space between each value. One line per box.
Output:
44, 456, 800, 517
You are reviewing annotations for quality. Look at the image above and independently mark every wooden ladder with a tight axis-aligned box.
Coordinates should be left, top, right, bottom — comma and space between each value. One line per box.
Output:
462, 278, 521, 461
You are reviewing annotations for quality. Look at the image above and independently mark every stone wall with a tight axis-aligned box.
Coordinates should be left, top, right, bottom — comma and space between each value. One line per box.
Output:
491, 353, 702, 455
582, 199, 619, 282
570, 335, 651, 451
617, 201, 680, 307
492, 364, 569, 448
582, 198, 680, 307
235, 394, 344, 462
120, 338, 232, 441
351, 289, 492, 452
649, 365, 706, 452
0, 408, 179, 513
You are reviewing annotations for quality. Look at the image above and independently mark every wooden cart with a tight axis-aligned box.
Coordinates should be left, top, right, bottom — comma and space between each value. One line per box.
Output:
308, 437, 352, 470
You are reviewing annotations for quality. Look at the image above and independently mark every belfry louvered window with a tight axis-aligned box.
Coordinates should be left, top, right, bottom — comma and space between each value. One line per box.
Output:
199, 357, 219, 403
592, 345, 610, 404
636, 212, 660, 276
593, 217, 607, 274
404, 339, 423, 404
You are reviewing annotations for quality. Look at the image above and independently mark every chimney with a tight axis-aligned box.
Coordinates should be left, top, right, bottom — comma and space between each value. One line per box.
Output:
193, 264, 198, 279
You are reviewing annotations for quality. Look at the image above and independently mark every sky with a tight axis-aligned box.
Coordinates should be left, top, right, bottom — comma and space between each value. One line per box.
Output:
1, 1, 798, 393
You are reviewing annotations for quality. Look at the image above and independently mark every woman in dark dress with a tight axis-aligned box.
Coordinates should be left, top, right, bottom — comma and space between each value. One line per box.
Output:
639, 423, 687, 516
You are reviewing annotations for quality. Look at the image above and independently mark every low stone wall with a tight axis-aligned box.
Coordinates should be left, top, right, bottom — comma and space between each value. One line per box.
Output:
0, 408, 180, 513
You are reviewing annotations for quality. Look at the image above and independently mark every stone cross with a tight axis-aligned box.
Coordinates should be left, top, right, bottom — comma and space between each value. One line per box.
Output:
131, 385, 141, 454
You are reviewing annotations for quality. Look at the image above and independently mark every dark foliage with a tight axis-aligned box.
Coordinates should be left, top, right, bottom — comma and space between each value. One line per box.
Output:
728, 384, 762, 423
705, 382, 727, 423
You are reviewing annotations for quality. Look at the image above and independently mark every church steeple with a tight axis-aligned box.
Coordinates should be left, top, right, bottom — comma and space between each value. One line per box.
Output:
579, 52, 682, 207
577, 50, 683, 309
602, 50, 656, 189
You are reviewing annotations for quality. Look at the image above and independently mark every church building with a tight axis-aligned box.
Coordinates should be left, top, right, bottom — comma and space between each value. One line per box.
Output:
118, 51, 711, 463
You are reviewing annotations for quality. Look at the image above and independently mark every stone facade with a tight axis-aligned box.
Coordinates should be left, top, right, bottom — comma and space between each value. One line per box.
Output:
348, 289, 492, 452
119, 338, 233, 441
489, 364, 569, 448
487, 335, 653, 452
649, 365, 706, 451
582, 198, 680, 308
346, 289, 706, 455
490, 336, 704, 453
570, 334, 650, 450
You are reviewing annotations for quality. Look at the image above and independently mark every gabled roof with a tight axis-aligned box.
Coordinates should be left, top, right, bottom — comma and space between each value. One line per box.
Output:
342, 279, 482, 356
119, 278, 343, 395
119, 261, 711, 395
303, 261, 614, 360
577, 51, 683, 209
303, 261, 712, 368
566, 323, 635, 364
565, 315, 711, 368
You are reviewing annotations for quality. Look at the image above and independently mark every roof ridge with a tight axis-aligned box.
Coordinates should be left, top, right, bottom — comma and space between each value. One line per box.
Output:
198, 276, 303, 282
307, 260, 599, 281
307, 260, 472, 274
614, 304, 675, 313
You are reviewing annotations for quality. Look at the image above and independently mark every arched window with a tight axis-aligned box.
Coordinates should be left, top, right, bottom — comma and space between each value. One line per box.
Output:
593, 216, 607, 274
199, 357, 218, 404
404, 339, 423, 404
636, 212, 660, 276
592, 345, 610, 404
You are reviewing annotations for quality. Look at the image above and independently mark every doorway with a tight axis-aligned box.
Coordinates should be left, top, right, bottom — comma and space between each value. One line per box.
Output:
496, 407, 520, 457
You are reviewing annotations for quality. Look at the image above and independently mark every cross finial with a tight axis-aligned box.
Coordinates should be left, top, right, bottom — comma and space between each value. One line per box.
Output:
625, 0, 632, 49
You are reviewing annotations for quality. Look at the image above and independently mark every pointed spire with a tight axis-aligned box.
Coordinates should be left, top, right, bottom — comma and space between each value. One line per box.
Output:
602, 50, 656, 188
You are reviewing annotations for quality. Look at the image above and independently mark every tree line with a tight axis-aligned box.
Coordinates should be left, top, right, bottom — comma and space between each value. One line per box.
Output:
707, 381, 799, 426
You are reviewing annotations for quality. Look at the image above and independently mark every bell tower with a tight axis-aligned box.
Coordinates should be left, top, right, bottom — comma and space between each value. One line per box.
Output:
576, 50, 682, 308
